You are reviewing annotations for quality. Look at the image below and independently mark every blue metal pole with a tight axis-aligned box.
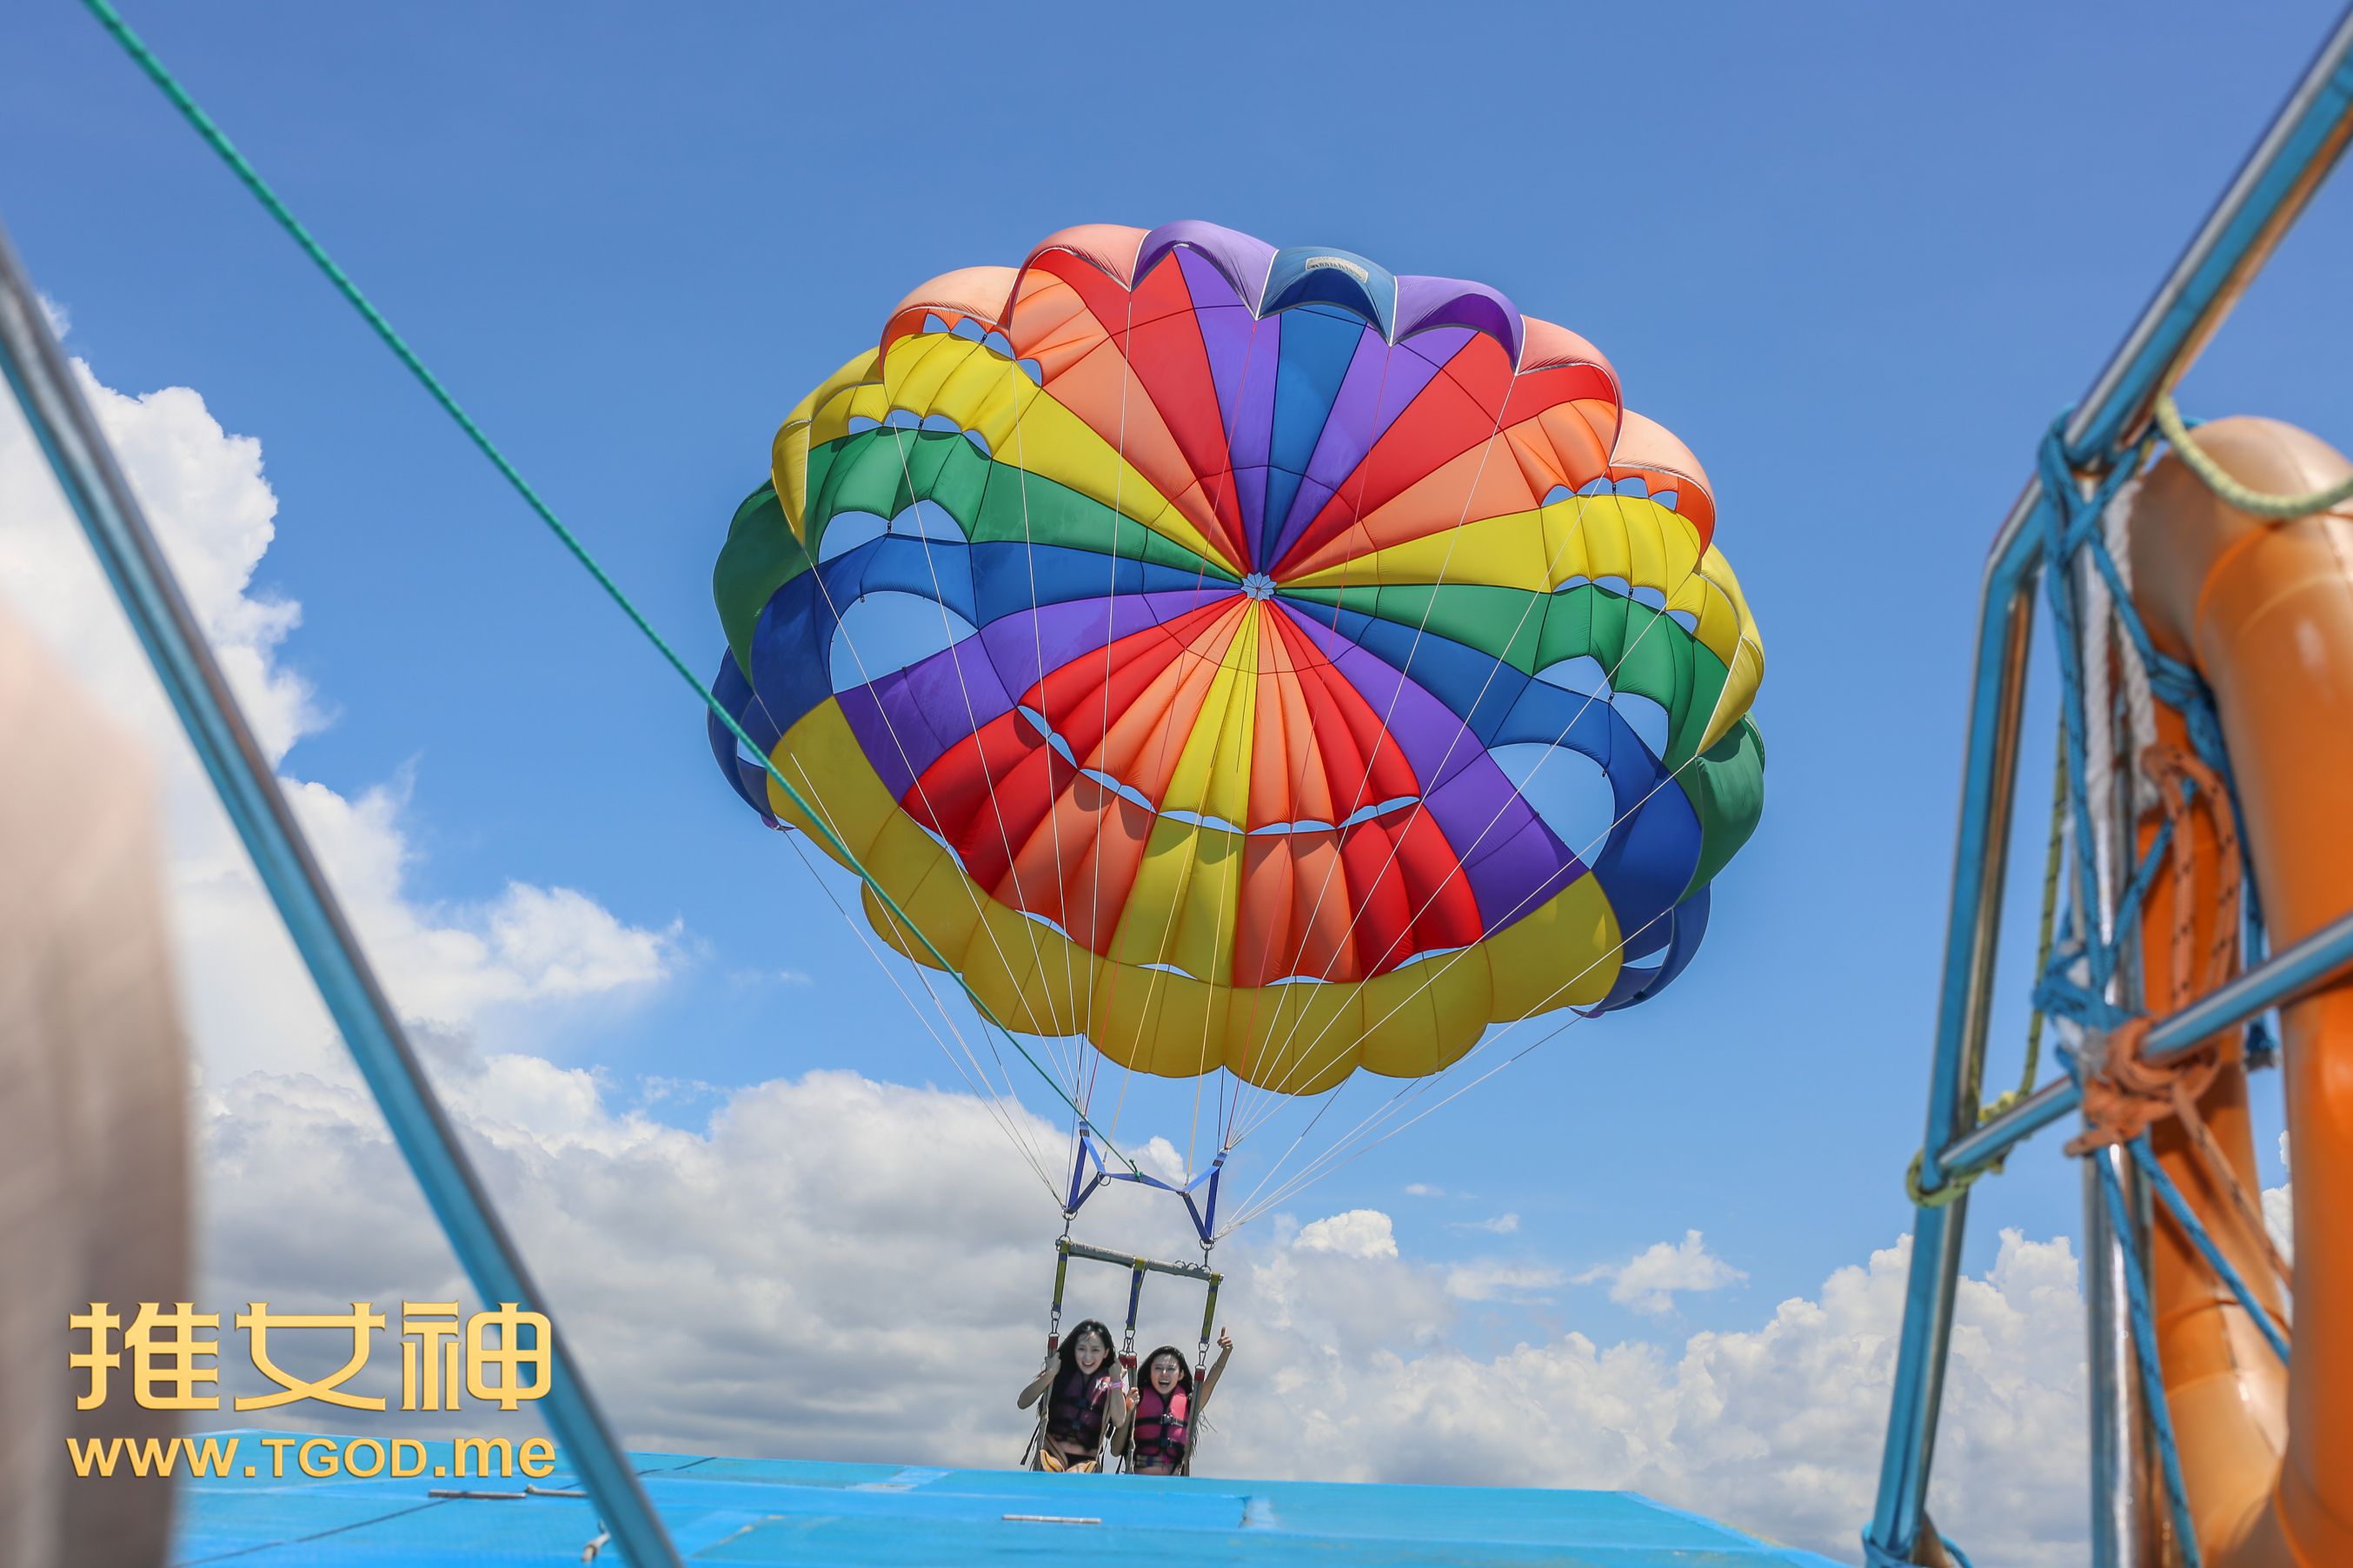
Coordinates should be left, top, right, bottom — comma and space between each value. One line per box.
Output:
1866, 11, 2353, 1560
1867, 502, 2044, 1558
0, 220, 683, 1568
2067, 6, 2353, 464
1937, 1076, 2081, 1183
1932, 901, 2353, 1185
2141, 902, 2353, 1058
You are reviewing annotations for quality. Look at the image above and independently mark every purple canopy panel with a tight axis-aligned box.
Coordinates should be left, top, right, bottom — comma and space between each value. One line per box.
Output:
977, 588, 1238, 699
1137, 221, 1278, 313
1393, 275, 1523, 364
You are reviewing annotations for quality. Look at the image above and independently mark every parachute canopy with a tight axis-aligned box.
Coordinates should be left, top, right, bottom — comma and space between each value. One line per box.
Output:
710, 221, 1764, 1101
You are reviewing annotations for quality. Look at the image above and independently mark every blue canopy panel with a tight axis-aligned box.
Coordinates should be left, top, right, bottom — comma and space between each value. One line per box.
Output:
173, 1431, 1843, 1566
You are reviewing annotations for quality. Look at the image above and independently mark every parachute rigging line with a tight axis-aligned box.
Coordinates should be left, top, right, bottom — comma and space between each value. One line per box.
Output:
1227, 480, 1631, 1132
1226, 553, 1717, 1150
780, 818, 1060, 1199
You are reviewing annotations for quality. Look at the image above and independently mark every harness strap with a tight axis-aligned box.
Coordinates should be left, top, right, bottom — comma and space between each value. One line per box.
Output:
1194, 1274, 1220, 1381
1119, 1262, 1145, 1372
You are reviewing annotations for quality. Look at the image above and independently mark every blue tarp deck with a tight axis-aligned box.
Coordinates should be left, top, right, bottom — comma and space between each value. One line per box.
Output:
172, 1432, 1842, 1565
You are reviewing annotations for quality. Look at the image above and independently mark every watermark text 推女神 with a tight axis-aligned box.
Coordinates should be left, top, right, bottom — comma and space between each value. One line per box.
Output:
69, 1299, 562, 1481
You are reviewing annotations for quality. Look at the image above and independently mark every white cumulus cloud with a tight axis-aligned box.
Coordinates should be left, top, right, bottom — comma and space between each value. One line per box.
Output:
0, 333, 681, 1087
1444, 1261, 1565, 1303
2264, 1131, 2292, 1263
1576, 1229, 1749, 1315
1293, 1209, 1399, 1259
1453, 1212, 1520, 1234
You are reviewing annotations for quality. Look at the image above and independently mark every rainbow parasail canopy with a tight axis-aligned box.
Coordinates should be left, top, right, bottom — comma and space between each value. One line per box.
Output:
708, 222, 1765, 1099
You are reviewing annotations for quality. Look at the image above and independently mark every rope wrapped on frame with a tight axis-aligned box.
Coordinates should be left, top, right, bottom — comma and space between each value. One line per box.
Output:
2031, 409, 2309, 1568
2064, 743, 2240, 1156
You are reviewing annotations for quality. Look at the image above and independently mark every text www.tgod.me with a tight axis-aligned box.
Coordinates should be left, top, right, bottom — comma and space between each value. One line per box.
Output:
67, 1434, 559, 1480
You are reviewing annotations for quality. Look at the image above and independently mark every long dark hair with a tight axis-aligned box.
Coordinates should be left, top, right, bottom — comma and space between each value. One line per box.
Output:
1133, 1345, 1193, 1405
1053, 1319, 1116, 1399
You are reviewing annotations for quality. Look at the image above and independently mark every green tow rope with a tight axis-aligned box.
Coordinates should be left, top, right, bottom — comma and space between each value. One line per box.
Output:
82, 0, 1127, 1166
2155, 391, 2353, 518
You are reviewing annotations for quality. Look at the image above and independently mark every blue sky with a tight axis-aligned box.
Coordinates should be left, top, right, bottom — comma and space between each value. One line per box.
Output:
4, 0, 2344, 1372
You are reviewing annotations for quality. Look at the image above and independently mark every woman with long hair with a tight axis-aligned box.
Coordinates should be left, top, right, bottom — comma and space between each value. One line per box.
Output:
1121, 1329, 1231, 1476
1016, 1319, 1127, 1472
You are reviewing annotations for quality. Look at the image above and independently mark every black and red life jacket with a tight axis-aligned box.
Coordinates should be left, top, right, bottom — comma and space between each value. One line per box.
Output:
1046, 1370, 1118, 1447
1128, 1385, 1190, 1468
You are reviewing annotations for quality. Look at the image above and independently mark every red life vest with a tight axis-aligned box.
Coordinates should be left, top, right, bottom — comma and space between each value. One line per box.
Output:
1046, 1370, 1118, 1447
1128, 1385, 1190, 1468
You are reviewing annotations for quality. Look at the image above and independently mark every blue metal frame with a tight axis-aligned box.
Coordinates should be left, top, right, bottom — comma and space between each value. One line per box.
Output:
1866, 11, 2353, 1563
1064, 1126, 1226, 1250
1935, 906, 2353, 1186
0, 222, 682, 1568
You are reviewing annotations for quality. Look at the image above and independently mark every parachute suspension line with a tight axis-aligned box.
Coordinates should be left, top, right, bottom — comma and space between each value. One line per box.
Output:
1226, 869, 1691, 1228
799, 556, 1095, 1114
1233, 478, 1646, 1124
1230, 389, 1521, 1119
778, 820, 1058, 1199
1077, 279, 1146, 1102
873, 422, 1072, 1083
1000, 334, 1086, 1085
1095, 304, 1273, 1116
801, 467, 1056, 1083
1226, 583, 1717, 1151
1186, 1040, 1210, 1193
772, 742, 1059, 1184
1233, 453, 1739, 1128
1230, 944, 1619, 1225
2155, 390, 2353, 518
1232, 1013, 1591, 1232
1222, 333, 1406, 1146
1241, 474, 1754, 1122
1112, 612, 1259, 1098
1098, 1043, 1140, 1158
81, 0, 1144, 1170
1229, 899, 1692, 1229
1180, 708, 1246, 1125
767, 679, 1043, 1146
1233, 611, 1734, 1146
1224, 1072, 1420, 1228
1193, 313, 1279, 1158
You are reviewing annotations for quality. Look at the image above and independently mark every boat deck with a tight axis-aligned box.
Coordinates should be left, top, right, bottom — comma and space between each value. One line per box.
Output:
172, 1431, 1841, 1565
